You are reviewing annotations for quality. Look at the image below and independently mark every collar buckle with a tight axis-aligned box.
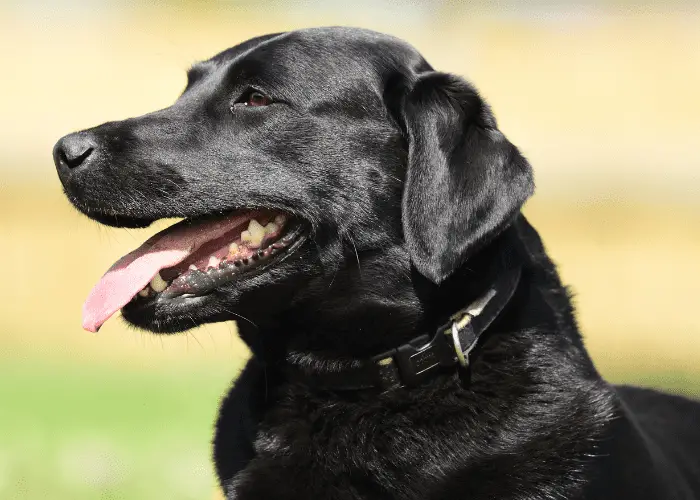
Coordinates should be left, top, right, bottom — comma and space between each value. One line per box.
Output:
388, 331, 458, 387
371, 267, 520, 389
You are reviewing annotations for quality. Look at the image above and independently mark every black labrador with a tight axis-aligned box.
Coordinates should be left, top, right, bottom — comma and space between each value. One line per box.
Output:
54, 27, 700, 499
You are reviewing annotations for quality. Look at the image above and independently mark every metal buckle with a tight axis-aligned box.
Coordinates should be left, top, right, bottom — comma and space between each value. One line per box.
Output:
393, 333, 456, 387
450, 314, 471, 368
449, 313, 478, 368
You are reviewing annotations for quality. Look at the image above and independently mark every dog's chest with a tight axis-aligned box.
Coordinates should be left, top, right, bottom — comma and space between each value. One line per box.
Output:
227, 400, 452, 499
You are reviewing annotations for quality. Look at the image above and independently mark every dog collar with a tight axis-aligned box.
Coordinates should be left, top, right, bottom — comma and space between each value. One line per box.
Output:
290, 266, 522, 392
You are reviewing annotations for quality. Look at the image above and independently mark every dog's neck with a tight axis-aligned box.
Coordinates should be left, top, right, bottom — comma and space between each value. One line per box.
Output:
239, 216, 594, 385
223, 216, 620, 499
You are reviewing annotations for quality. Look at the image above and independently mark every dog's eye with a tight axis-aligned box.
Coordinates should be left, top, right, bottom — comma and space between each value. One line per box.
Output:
234, 89, 273, 108
247, 92, 272, 107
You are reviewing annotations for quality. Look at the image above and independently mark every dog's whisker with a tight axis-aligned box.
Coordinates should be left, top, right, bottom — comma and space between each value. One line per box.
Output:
188, 331, 205, 351
346, 233, 362, 278
221, 308, 258, 329
326, 267, 339, 290
202, 323, 218, 350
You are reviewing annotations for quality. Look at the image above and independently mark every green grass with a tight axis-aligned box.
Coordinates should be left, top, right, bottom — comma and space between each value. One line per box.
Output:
0, 358, 242, 500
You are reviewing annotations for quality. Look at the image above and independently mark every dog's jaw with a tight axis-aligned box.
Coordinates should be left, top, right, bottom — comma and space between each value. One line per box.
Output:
82, 208, 309, 333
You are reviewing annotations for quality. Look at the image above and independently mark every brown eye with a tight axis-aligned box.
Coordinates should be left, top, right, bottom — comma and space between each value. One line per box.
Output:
246, 91, 272, 107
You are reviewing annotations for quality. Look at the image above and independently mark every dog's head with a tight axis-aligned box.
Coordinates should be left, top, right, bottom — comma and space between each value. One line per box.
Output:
54, 27, 533, 342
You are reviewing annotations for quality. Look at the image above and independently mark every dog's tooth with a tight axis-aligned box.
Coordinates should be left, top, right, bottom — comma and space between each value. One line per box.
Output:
264, 222, 279, 235
248, 218, 264, 234
274, 214, 286, 226
244, 219, 266, 247
241, 231, 263, 248
138, 287, 150, 297
150, 272, 168, 293
208, 256, 220, 269
189, 264, 198, 271
229, 242, 240, 257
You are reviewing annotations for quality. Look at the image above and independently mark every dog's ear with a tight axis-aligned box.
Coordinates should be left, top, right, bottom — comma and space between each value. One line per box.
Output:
397, 72, 534, 284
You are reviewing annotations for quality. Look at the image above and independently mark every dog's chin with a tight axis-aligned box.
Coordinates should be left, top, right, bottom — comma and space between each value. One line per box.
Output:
121, 293, 216, 333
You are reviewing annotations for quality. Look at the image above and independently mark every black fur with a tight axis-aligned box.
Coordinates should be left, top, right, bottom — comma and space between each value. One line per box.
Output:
54, 27, 700, 499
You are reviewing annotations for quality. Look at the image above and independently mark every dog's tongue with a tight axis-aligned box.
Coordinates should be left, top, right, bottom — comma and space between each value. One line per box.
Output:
82, 213, 253, 333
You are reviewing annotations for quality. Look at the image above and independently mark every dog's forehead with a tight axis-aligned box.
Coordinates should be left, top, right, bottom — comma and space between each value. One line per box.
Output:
190, 27, 426, 88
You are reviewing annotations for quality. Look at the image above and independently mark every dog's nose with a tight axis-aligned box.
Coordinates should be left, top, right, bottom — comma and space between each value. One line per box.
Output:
53, 132, 97, 173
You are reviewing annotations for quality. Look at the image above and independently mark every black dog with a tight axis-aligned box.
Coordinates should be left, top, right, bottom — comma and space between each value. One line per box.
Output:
54, 27, 700, 499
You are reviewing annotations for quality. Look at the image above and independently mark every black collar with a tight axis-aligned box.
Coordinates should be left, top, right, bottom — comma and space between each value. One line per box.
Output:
287, 266, 522, 392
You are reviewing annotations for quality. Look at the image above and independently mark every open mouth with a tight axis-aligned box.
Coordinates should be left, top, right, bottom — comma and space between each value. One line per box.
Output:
141, 213, 305, 299
82, 210, 307, 332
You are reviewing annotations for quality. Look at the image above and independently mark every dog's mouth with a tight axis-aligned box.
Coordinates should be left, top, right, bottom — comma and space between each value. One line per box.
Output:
142, 213, 306, 299
82, 209, 307, 332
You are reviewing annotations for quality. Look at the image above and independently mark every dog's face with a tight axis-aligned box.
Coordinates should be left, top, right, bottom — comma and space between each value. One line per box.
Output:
54, 27, 533, 342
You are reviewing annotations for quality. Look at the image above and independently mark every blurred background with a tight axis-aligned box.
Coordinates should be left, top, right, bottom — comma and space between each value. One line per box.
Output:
1, 0, 699, 498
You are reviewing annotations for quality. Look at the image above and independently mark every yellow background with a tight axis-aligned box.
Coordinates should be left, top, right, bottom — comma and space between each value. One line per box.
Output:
1, 2, 699, 498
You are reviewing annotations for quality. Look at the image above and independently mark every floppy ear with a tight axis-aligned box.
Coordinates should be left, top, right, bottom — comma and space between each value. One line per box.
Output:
399, 72, 534, 284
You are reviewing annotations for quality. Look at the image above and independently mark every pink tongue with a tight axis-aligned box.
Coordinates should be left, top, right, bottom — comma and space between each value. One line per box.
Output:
82, 213, 253, 332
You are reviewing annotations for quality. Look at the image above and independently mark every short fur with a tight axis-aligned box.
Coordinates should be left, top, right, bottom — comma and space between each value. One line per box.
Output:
54, 27, 700, 499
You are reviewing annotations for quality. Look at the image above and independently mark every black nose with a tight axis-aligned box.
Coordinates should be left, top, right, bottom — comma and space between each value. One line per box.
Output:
53, 133, 97, 173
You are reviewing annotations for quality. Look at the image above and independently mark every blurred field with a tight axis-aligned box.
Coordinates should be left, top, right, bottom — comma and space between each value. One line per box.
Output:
1, 1, 699, 499
0, 359, 239, 500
